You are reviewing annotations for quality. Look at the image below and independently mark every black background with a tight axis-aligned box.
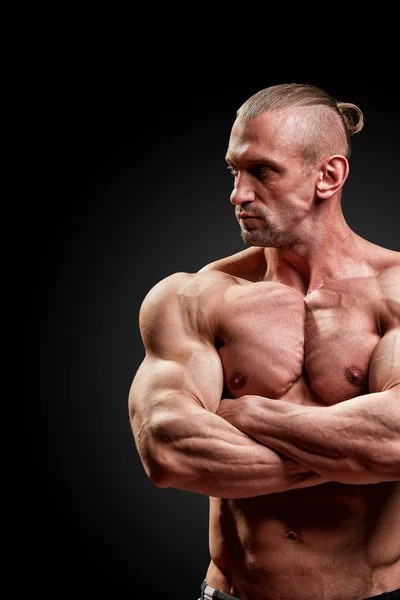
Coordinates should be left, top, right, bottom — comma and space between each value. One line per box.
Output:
24, 69, 399, 598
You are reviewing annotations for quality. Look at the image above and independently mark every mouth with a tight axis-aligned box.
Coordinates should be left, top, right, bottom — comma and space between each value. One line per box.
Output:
237, 213, 259, 219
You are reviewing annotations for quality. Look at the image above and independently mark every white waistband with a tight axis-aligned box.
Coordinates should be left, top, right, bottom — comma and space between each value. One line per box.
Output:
203, 584, 216, 599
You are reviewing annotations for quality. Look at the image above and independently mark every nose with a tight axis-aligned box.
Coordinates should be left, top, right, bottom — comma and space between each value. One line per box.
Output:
229, 172, 256, 206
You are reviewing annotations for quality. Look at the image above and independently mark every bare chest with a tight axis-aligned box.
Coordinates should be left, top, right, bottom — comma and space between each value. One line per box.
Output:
217, 279, 381, 405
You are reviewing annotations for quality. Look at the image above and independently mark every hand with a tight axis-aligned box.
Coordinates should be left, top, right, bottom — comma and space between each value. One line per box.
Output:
216, 394, 293, 437
216, 396, 250, 428
216, 396, 298, 458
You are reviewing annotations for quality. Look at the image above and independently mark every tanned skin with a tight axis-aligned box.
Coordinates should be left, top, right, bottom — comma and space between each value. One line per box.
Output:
129, 106, 400, 600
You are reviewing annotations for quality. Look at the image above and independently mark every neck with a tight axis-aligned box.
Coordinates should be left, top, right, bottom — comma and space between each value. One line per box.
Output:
264, 208, 373, 294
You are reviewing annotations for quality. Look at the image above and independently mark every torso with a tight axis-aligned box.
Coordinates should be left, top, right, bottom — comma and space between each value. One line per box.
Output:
195, 247, 400, 600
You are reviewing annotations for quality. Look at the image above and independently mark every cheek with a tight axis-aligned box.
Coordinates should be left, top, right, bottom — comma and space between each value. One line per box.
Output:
296, 176, 317, 206
284, 185, 315, 217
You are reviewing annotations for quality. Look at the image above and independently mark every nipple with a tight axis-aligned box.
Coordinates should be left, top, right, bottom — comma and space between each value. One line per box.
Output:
344, 365, 364, 386
230, 371, 247, 390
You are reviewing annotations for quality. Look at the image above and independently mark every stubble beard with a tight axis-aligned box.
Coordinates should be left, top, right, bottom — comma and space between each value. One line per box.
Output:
240, 221, 298, 250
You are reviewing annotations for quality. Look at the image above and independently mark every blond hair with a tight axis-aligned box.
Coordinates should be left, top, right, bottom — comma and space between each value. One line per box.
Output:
236, 83, 364, 164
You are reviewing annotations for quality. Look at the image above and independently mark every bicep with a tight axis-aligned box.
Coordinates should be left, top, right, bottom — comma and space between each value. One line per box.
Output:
129, 341, 224, 428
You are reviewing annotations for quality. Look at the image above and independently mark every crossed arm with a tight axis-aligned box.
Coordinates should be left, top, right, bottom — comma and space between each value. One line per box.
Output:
216, 379, 400, 485
129, 272, 400, 498
216, 286, 400, 485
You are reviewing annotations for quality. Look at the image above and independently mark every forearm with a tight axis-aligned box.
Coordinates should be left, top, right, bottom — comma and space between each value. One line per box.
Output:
133, 400, 328, 498
216, 385, 400, 484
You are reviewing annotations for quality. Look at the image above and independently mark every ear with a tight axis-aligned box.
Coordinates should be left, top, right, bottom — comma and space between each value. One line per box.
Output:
315, 155, 349, 200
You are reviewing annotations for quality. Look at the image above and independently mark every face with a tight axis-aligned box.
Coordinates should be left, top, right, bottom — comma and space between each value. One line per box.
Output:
226, 110, 319, 249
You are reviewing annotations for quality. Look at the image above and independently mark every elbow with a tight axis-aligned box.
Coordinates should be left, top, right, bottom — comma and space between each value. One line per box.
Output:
132, 409, 206, 491
137, 439, 176, 488
130, 410, 177, 488
136, 447, 178, 489
135, 424, 184, 489
145, 459, 172, 488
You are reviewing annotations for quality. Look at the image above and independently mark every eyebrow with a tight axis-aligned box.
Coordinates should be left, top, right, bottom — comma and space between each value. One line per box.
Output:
225, 155, 281, 170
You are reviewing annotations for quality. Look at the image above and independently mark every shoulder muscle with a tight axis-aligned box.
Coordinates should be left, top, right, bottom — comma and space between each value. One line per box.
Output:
139, 271, 227, 356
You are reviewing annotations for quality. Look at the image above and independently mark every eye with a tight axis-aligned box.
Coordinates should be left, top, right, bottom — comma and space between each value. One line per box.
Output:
226, 165, 238, 177
250, 164, 273, 179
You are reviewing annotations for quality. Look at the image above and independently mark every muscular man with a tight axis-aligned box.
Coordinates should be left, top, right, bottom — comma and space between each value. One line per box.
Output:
128, 84, 400, 600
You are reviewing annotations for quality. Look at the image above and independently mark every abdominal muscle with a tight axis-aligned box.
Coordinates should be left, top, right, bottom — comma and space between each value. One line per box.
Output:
207, 479, 400, 600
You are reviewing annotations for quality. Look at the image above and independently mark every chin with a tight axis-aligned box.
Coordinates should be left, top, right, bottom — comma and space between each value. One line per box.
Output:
241, 229, 296, 250
241, 231, 272, 247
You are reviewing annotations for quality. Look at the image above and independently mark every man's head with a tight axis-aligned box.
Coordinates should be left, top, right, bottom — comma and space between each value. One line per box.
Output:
225, 83, 364, 249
